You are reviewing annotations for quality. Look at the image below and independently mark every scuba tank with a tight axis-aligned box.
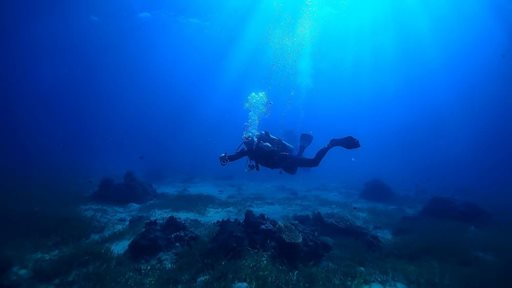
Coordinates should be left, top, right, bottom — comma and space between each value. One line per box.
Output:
255, 131, 294, 154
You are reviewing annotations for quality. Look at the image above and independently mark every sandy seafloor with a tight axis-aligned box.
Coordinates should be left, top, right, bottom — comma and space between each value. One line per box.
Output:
2, 178, 510, 288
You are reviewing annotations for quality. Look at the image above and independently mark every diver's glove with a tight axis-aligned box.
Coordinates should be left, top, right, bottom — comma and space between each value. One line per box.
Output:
219, 153, 229, 166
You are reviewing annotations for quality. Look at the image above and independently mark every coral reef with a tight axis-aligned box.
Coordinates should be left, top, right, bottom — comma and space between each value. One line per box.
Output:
208, 219, 249, 260
207, 210, 333, 266
274, 222, 332, 266
243, 210, 280, 251
5, 179, 510, 288
91, 171, 157, 204
128, 216, 198, 260
360, 179, 396, 203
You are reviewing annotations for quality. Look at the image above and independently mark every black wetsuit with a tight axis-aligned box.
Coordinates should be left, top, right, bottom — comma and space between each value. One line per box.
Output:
221, 132, 359, 175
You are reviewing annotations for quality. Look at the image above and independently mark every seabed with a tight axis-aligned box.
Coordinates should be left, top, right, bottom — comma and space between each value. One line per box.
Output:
1, 178, 510, 288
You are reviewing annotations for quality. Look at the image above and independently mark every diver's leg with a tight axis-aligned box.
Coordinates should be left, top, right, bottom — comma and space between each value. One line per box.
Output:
291, 146, 331, 168
287, 136, 360, 169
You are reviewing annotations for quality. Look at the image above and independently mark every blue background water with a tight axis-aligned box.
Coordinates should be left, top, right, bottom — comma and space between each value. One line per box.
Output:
2, 1, 511, 206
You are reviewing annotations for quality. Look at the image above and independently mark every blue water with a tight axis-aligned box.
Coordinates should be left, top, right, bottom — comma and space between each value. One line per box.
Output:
3, 0, 511, 196
1, 0, 512, 286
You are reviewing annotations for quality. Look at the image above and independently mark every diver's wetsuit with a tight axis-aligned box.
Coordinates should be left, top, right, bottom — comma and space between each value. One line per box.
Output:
220, 132, 360, 175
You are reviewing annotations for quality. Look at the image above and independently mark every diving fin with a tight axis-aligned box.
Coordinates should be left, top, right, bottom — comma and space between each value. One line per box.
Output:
297, 133, 313, 156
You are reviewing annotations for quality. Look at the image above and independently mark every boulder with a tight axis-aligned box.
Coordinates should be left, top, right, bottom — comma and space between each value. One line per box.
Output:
91, 171, 157, 204
360, 179, 396, 203
294, 212, 382, 250
419, 196, 491, 224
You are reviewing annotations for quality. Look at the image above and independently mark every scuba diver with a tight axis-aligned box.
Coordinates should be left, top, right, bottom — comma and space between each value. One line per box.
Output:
219, 131, 360, 174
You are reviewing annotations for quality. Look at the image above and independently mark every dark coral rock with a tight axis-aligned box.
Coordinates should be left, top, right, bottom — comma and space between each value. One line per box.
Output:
91, 171, 157, 204
162, 216, 187, 234
128, 220, 163, 260
207, 210, 333, 265
243, 210, 279, 250
393, 197, 492, 238
360, 179, 396, 203
128, 216, 197, 260
294, 212, 382, 250
275, 222, 331, 266
208, 219, 248, 259
419, 196, 491, 224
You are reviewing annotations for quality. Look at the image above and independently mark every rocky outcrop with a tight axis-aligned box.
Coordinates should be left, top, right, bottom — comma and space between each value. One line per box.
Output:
91, 171, 157, 204
208, 210, 333, 266
393, 196, 492, 237
128, 216, 198, 260
360, 179, 396, 203
293, 212, 382, 250
419, 196, 491, 224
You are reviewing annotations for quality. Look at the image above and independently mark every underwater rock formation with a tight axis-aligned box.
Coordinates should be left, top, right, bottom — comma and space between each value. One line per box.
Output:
274, 221, 332, 265
91, 171, 157, 204
419, 196, 491, 224
293, 212, 382, 250
208, 210, 332, 265
360, 179, 396, 203
243, 210, 280, 251
393, 196, 492, 238
208, 219, 248, 259
128, 216, 198, 260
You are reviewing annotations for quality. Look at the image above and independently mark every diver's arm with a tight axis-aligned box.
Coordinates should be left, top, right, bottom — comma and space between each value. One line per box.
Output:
219, 149, 249, 166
